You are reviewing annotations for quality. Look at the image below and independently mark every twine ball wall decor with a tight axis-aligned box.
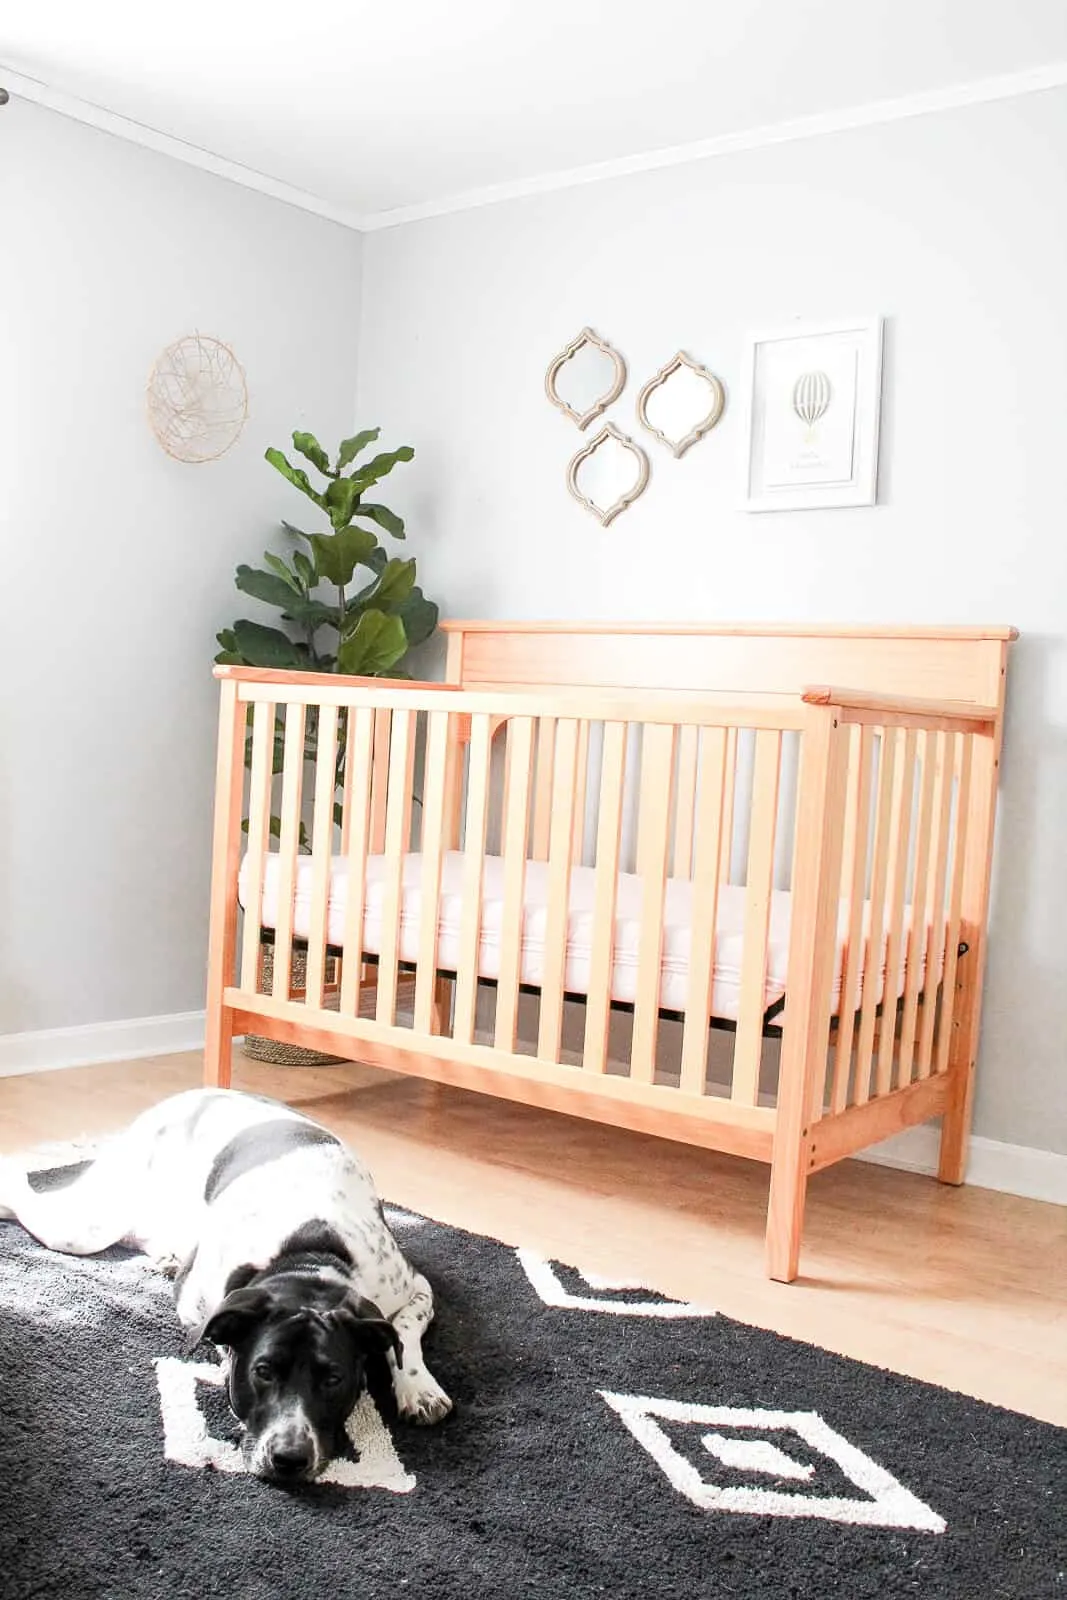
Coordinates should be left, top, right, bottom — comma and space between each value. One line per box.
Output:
146, 333, 248, 463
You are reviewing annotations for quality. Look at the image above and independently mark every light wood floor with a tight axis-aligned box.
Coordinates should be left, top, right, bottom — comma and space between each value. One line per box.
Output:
2, 1051, 1064, 1428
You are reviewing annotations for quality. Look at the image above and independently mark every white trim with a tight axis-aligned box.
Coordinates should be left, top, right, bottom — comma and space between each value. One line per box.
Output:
3, 61, 1066, 234
360, 61, 1067, 230
857, 1124, 1067, 1206
0, 1011, 205, 1079
0, 65, 363, 230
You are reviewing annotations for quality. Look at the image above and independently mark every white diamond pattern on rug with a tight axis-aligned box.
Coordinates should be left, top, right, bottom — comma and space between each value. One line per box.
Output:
599, 1392, 945, 1532
516, 1249, 715, 1317
382, 1205, 427, 1231
153, 1357, 415, 1492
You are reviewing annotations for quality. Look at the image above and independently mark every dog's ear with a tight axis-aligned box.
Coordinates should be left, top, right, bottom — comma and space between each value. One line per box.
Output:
200, 1286, 274, 1351
335, 1300, 401, 1361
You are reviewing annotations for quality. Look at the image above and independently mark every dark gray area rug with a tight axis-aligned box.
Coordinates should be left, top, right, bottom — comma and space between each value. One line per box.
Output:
0, 1162, 1063, 1600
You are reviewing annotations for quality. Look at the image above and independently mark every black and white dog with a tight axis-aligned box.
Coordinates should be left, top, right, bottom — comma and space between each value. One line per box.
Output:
0, 1088, 451, 1482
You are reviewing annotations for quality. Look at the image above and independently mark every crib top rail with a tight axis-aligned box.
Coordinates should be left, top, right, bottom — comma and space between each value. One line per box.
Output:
802, 685, 999, 733
213, 665, 811, 729
439, 619, 1016, 714
439, 620, 1019, 640
214, 661, 1006, 736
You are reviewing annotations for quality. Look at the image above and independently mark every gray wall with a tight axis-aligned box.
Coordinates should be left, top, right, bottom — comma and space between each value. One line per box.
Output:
0, 101, 362, 1032
355, 90, 1067, 1155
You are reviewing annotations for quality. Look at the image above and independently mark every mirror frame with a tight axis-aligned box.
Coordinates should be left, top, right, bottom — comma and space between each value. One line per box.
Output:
566, 423, 650, 526
545, 327, 627, 431
636, 350, 726, 458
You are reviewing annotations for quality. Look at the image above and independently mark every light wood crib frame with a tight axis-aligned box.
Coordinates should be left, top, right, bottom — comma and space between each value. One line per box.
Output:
203, 621, 1016, 1281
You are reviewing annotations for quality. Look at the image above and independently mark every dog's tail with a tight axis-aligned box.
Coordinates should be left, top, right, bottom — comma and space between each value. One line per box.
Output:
0, 1145, 133, 1256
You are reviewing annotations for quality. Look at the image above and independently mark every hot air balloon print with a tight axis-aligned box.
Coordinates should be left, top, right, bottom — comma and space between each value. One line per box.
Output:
792, 370, 832, 440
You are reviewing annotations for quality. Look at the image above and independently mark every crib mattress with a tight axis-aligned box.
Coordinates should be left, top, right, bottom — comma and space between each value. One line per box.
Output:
240, 852, 938, 1026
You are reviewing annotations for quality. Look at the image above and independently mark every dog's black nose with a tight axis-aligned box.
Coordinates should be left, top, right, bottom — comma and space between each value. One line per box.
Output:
269, 1443, 315, 1479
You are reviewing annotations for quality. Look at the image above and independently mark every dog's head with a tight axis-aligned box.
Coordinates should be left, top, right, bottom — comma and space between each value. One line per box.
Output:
202, 1276, 400, 1483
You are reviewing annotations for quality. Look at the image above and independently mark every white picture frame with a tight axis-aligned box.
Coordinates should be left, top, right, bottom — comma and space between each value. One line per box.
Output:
739, 317, 884, 512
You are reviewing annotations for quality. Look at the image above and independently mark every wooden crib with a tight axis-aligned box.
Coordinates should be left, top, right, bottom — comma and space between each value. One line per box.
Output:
203, 621, 1015, 1281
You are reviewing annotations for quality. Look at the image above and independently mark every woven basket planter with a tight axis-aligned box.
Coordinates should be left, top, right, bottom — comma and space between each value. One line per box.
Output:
242, 944, 344, 1066
242, 943, 419, 1067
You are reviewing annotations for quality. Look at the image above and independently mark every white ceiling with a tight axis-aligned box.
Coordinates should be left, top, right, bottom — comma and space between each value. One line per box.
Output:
3, 0, 1067, 225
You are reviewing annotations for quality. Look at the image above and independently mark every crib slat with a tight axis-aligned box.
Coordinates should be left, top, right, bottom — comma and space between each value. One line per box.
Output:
413, 711, 452, 1035
369, 708, 392, 854
731, 729, 783, 1106
897, 729, 938, 1086
498, 715, 514, 848
672, 724, 700, 878
271, 704, 307, 1002
537, 718, 579, 1063
304, 704, 340, 1009
916, 731, 956, 1079
934, 732, 974, 1078
375, 709, 414, 1026
875, 728, 918, 1097
679, 728, 728, 1095
570, 719, 591, 864
582, 719, 627, 1075
494, 716, 536, 1052
719, 726, 738, 882
240, 700, 276, 993
853, 727, 898, 1105
631, 723, 679, 1085
829, 724, 873, 1112
531, 716, 556, 860
453, 713, 492, 1045
338, 706, 375, 1016
442, 714, 466, 850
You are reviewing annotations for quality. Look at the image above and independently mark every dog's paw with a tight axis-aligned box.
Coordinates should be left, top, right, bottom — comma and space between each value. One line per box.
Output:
394, 1371, 453, 1426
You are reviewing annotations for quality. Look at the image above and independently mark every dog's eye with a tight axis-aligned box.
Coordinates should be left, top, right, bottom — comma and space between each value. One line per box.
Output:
319, 1368, 343, 1390
252, 1360, 274, 1382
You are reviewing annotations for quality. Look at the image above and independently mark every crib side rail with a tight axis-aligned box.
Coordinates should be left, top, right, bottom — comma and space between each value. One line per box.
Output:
794, 687, 1001, 1170
207, 670, 813, 1134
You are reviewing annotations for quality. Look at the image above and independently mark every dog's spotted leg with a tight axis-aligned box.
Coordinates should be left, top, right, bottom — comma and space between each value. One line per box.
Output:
388, 1272, 452, 1425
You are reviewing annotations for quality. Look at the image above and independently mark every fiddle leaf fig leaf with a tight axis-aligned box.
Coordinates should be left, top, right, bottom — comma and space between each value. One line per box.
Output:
291, 431, 332, 476
309, 525, 379, 588
235, 564, 305, 610
336, 610, 408, 676
336, 428, 381, 470
352, 501, 405, 539
265, 449, 324, 506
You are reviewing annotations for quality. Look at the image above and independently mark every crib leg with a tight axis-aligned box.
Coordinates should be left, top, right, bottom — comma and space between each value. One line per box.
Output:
203, 1003, 235, 1089
765, 1138, 809, 1283
937, 1059, 975, 1185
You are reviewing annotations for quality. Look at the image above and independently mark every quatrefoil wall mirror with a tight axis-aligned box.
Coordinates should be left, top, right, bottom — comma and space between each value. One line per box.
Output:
566, 424, 650, 526
545, 327, 627, 430
636, 351, 726, 458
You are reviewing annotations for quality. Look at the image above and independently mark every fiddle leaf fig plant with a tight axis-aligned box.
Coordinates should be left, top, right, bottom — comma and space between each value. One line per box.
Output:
216, 428, 439, 852
215, 427, 438, 678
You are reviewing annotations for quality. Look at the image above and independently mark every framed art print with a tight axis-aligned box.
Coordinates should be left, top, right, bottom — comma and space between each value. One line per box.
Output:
739, 317, 884, 511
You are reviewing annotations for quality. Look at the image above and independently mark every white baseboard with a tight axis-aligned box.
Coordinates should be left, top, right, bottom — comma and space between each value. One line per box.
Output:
1, 1013, 1063, 1205
0, 1011, 205, 1079
856, 1123, 1067, 1206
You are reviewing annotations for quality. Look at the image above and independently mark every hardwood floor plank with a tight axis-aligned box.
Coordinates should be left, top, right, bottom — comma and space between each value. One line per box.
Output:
1, 1054, 1063, 1426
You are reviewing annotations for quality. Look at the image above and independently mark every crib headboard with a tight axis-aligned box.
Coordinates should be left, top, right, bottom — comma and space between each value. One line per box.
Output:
440, 621, 1016, 717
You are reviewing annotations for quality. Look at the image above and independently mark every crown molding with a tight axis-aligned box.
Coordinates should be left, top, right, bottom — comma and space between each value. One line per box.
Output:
360, 60, 1067, 231
0, 63, 363, 231
3, 58, 1066, 236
